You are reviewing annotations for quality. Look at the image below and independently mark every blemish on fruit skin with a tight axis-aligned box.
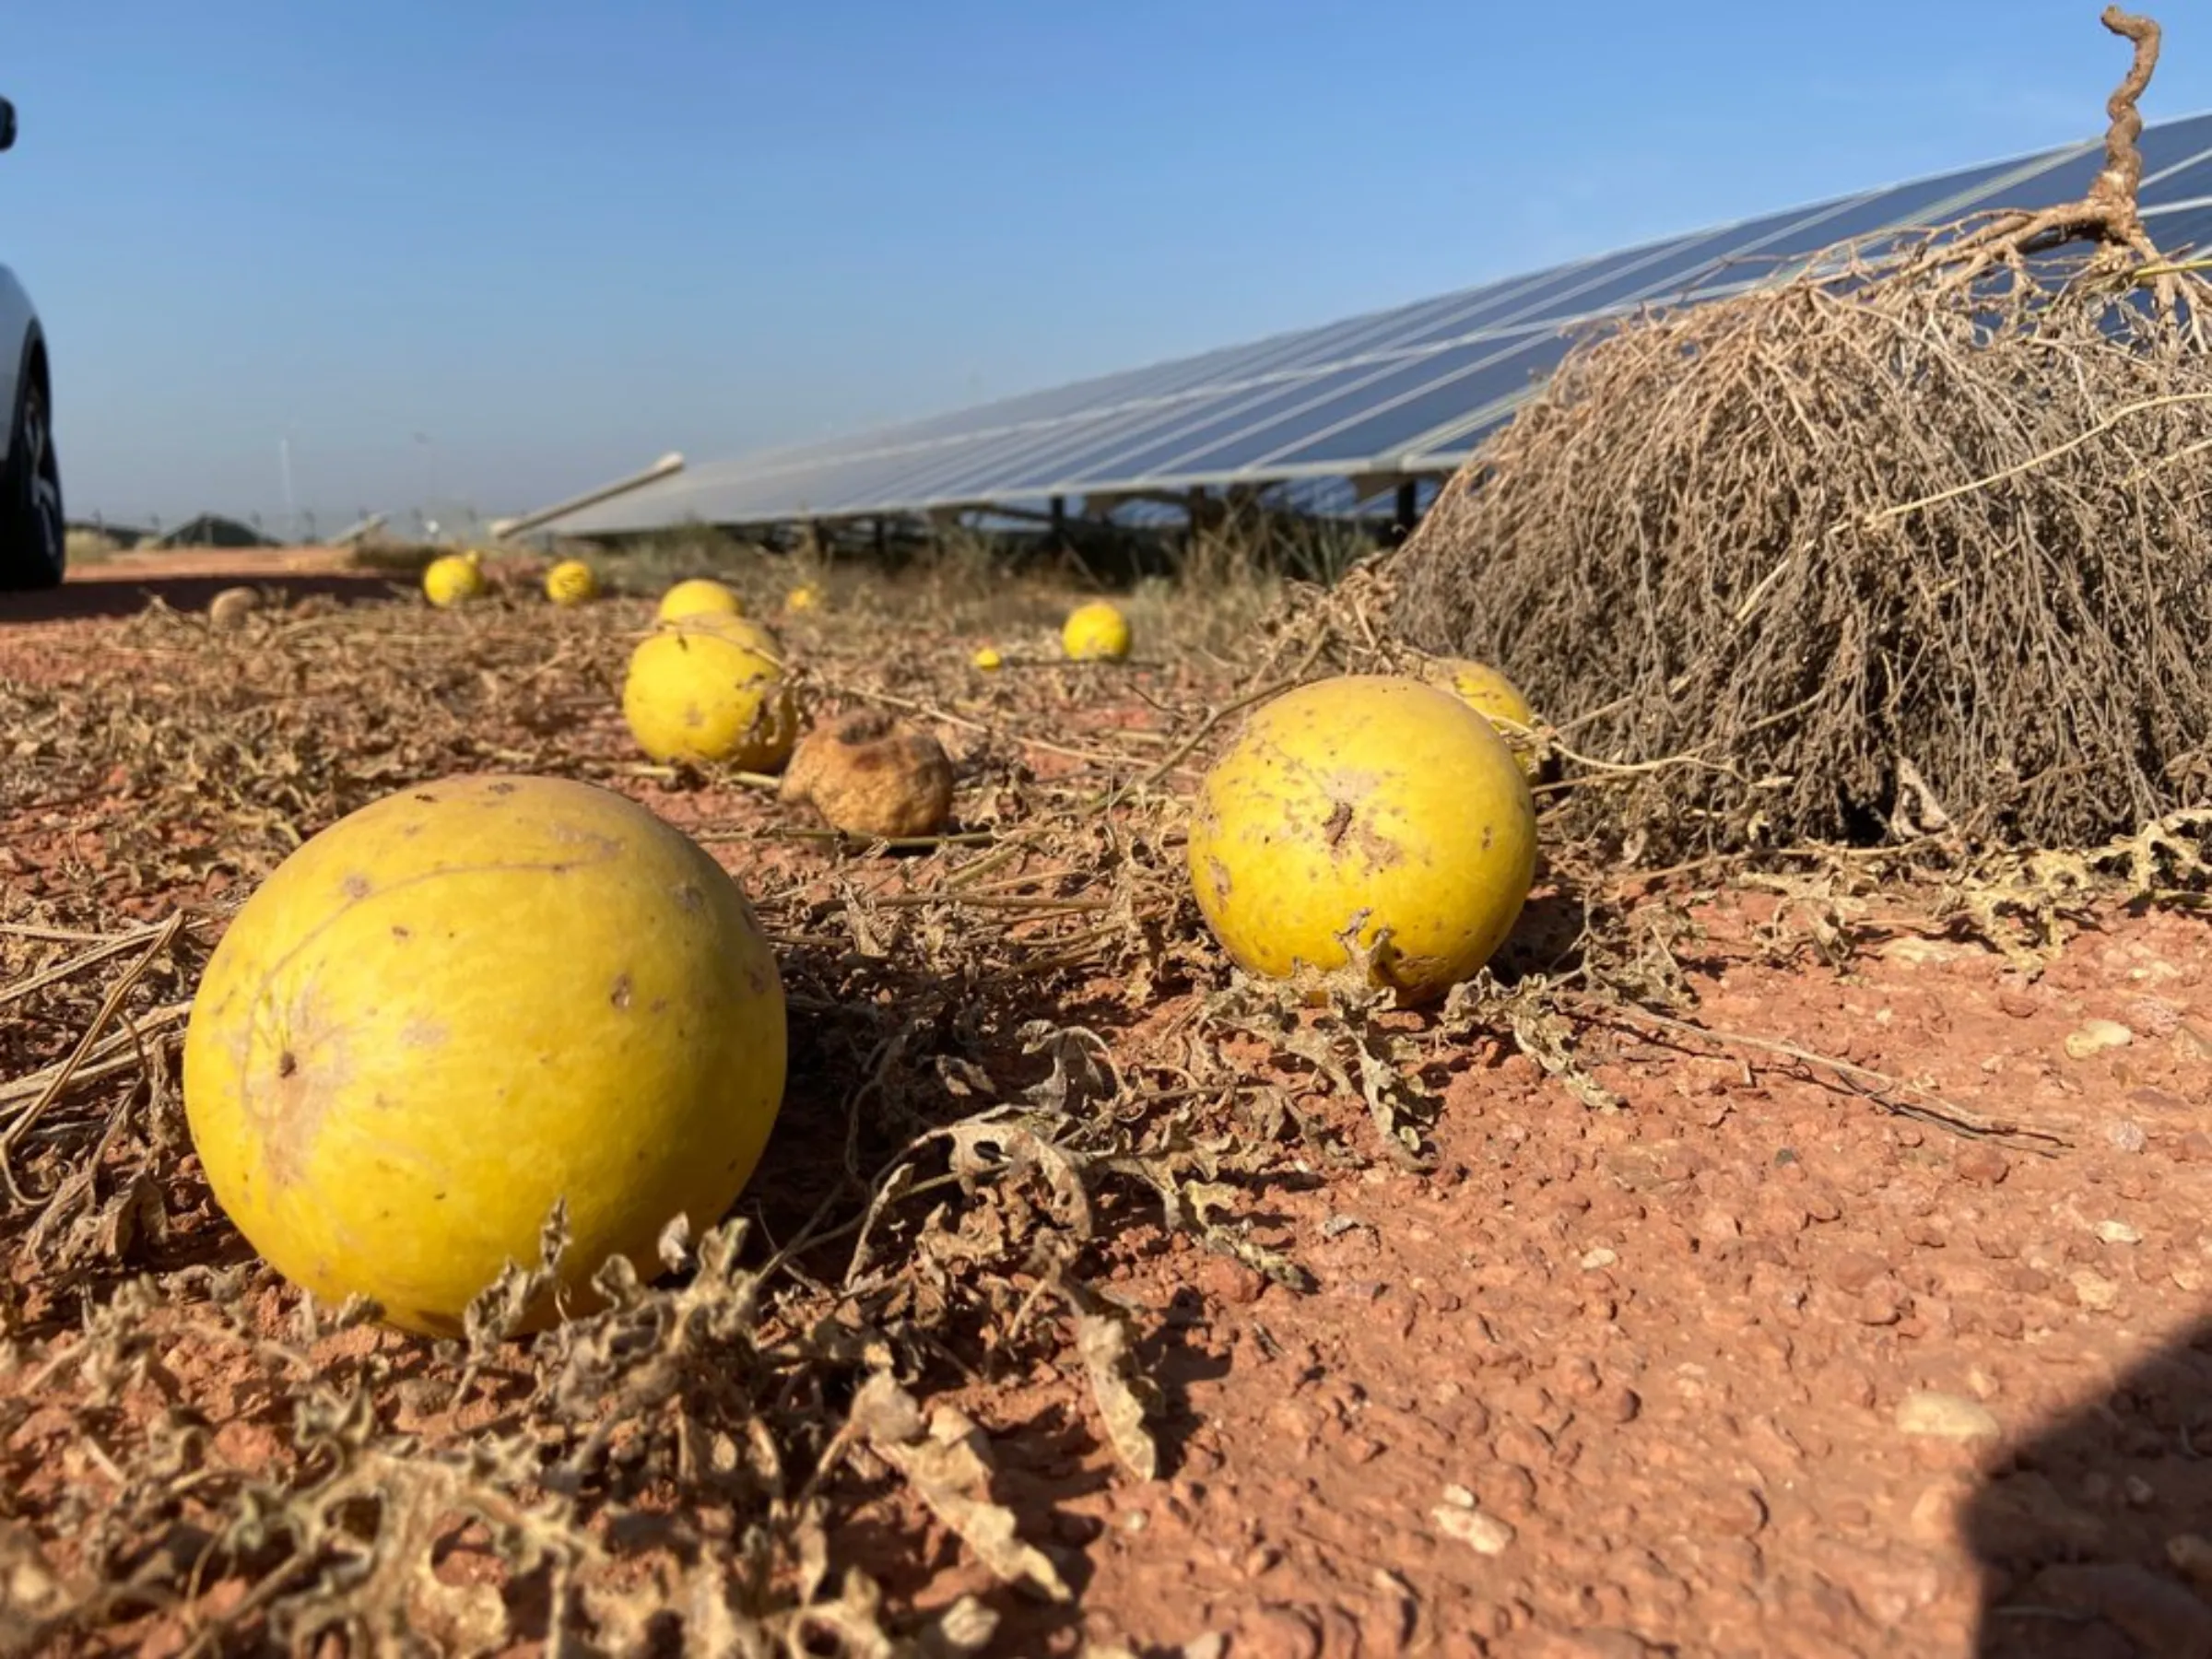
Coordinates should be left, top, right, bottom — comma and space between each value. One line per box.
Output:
610, 972, 634, 1010
489, 782, 518, 796
342, 873, 371, 900
676, 883, 706, 914
391, 924, 411, 941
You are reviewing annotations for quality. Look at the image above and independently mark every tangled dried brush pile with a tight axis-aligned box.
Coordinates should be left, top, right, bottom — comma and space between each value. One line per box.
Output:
1393, 7, 2212, 862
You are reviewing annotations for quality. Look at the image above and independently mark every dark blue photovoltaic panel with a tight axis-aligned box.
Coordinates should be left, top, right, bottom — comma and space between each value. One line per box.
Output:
1265, 336, 1579, 469
1041, 366, 1381, 482
1126, 346, 1502, 477
527, 112, 2212, 535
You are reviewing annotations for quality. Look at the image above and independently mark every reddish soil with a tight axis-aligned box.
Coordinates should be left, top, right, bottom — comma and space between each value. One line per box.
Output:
6, 552, 2212, 1659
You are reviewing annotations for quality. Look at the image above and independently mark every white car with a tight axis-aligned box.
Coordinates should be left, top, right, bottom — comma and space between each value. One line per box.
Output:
0, 97, 63, 591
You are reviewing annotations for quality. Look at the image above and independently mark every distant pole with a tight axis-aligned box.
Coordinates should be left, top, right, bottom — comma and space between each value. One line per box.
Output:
1393, 479, 1418, 543
279, 436, 296, 538
1049, 494, 1067, 556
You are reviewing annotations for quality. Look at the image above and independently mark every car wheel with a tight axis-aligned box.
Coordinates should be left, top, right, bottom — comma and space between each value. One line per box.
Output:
0, 372, 65, 592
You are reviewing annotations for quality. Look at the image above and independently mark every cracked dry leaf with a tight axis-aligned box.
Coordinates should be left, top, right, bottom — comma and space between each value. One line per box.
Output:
852, 1374, 1071, 1603
1076, 1309, 1160, 1481
943, 1117, 1095, 1238
261, 1440, 592, 1657
1501, 982, 1623, 1112
1018, 1019, 1117, 1112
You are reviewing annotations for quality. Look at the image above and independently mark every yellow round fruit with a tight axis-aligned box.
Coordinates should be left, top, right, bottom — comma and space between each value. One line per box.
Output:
1420, 656, 1543, 779
784, 582, 824, 614
1185, 675, 1537, 1005
545, 559, 599, 606
671, 610, 783, 661
623, 621, 800, 771
180, 773, 787, 1336
423, 549, 486, 607
657, 578, 744, 625
971, 646, 1003, 671
1062, 600, 1131, 662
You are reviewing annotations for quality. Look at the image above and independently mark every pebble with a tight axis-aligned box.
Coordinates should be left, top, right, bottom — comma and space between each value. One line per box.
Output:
2177, 1132, 2212, 1165
2128, 1085, 2194, 1120
1826, 1249, 1889, 1295
2065, 1019, 2136, 1059
2072, 1269, 2122, 1312
1908, 1476, 1976, 1545
206, 585, 263, 628
2097, 1220, 2144, 1245
1895, 1390, 2002, 1441
2107, 1120, 2150, 1155
1580, 1247, 1619, 1271
2166, 1533, 2212, 1592
1431, 1501, 1515, 1556
2030, 1562, 2212, 1658
1228, 1606, 1321, 1659
1955, 1145, 2009, 1185
1194, 1255, 1266, 1307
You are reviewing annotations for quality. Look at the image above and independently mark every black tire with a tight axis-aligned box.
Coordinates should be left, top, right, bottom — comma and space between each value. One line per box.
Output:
0, 369, 64, 592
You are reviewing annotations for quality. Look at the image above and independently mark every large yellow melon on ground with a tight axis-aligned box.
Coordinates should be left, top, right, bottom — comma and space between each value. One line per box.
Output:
657, 578, 744, 624
1418, 655, 1544, 780
1185, 675, 1537, 1004
181, 773, 787, 1335
674, 610, 783, 661
1062, 600, 1131, 662
623, 620, 799, 771
423, 549, 486, 607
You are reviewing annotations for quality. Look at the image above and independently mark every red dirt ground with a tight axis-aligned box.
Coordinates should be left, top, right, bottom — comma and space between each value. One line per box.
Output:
7, 553, 2212, 1659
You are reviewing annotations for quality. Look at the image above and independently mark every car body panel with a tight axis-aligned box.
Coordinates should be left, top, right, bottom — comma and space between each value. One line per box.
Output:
0, 265, 33, 463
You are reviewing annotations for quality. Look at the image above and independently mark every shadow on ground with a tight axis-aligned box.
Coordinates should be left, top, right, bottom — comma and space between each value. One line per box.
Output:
1, 571, 406, 624
1970, 1312, 2212, 1655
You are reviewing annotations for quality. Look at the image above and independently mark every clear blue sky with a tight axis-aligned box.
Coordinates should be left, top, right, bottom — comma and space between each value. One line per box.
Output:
6, 2, 2204, 535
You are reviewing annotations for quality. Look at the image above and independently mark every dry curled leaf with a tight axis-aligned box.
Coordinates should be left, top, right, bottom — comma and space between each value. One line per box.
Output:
1075, 1308, 1160, 1482
852, 1374, 1072, 1603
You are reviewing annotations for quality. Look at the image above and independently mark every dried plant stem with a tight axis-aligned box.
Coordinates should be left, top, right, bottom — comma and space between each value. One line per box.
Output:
1591, 1001, 2066, 1148
0, 914, 184, 1204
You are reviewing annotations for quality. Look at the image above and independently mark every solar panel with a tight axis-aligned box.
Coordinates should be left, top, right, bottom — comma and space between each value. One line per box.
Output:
533, 112, 2212, 538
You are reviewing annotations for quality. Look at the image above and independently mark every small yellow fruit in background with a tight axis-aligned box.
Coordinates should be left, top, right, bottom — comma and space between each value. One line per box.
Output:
423, 549, 486, 607
784, 582, 824, 614
1063, 600, 1131, 662
1420, 656, 1543, 780
545, 559, 599, 606
623, 621, 800, 771
658, 578, 744, 624
1185, 675, 1537, 1005
180, 773, 787, 1335
972, 646, 1003, 671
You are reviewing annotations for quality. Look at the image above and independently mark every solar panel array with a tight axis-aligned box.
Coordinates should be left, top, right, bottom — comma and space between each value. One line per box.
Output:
537, 114, 2212, 538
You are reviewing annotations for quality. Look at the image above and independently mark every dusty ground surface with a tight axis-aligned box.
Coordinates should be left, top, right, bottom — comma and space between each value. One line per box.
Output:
5, 547, 2212, 1658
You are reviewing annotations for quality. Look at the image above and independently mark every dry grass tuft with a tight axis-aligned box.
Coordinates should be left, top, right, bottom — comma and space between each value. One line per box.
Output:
1391, 7, 2212, 862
